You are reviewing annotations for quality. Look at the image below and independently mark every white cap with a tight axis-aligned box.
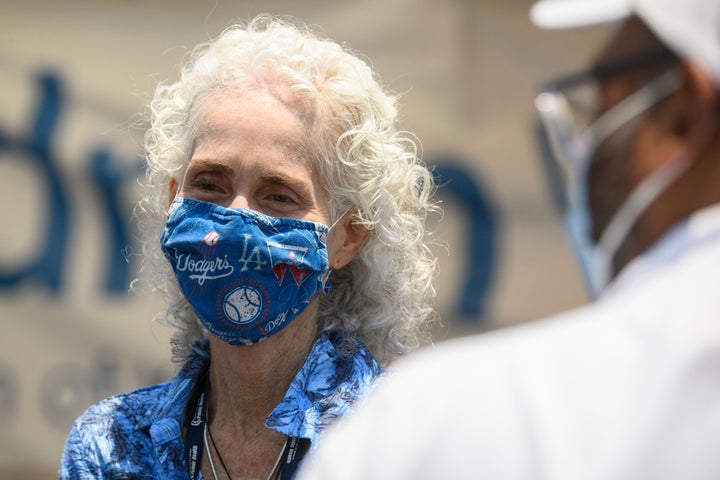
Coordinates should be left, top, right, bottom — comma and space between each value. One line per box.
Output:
530, 0, 720, 84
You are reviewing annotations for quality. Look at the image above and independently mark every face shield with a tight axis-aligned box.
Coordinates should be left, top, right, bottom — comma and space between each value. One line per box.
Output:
534, 48, 683, 298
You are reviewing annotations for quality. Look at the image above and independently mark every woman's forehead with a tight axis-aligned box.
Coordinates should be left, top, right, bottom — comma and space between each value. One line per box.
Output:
193, 91, 316, 158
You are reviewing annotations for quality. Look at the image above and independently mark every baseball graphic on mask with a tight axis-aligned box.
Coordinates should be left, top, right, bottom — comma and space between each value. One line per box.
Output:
223, 285, 263, 324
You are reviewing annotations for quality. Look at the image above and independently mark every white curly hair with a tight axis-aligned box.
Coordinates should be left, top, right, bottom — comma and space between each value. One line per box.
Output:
135, 15, 438, 366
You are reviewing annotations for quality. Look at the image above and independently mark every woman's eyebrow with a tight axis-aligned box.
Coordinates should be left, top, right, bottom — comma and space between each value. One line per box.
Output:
186, 159, 235, 177
258, 171, 306, 186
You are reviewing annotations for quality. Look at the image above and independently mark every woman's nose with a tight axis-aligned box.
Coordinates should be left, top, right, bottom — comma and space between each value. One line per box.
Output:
228, 194, 251, 210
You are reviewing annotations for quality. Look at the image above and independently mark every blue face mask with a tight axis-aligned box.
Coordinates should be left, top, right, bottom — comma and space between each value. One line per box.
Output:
538, 70, 684, 299
160, 197, 331, 346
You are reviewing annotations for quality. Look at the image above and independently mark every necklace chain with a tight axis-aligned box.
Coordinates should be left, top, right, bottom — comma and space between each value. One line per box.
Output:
203, 425, 221, 480
204, 424, 288, 480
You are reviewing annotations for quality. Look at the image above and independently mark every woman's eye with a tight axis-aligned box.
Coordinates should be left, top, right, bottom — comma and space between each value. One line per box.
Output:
268, 193, 294, 204
181, 172, 230, 202
193, 180, 221, 192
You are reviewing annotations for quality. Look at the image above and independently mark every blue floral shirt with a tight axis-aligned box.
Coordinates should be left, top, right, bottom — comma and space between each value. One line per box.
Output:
59, 331, 381, 479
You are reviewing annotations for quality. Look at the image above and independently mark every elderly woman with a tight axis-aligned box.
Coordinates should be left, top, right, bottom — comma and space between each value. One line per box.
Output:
59, 15, 437, 480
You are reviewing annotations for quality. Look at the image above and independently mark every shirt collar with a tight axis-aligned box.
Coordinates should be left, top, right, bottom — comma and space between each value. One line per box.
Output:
146, 331, 381, 445
143, 339, 211, 434
265, 330, 382, 443
603, 203, 720, 298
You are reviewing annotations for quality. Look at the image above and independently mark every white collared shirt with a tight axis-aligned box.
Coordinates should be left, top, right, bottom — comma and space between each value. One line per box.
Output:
298, 204, 720, 480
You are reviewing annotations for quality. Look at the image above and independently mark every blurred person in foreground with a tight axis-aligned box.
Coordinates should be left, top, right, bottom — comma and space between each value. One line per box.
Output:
59, 15, 437, 480
297, 0, 720, 478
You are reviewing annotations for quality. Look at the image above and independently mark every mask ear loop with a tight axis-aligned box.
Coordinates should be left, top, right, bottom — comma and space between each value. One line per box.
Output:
590, 154, 692, 292
320, 207, 354, 291
583, 70, 684, 295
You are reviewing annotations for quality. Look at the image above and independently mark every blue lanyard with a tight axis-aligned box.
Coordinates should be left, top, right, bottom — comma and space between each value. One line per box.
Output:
277, 436, 310, 480
184, 375, 309, 480
185, 375, 209, 480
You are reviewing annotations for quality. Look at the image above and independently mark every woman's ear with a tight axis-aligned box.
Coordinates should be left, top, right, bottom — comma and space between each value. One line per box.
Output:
168, 178, 178, 208
327, 209, 372, 270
